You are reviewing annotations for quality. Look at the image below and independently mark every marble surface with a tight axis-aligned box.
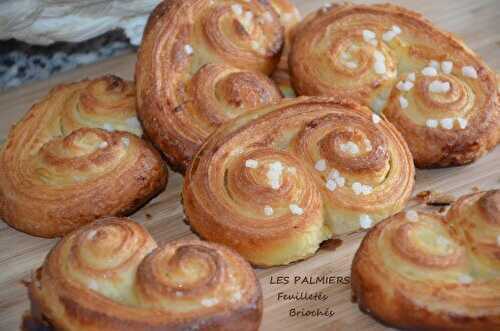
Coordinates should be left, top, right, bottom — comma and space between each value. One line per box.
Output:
0, 31, 134, 90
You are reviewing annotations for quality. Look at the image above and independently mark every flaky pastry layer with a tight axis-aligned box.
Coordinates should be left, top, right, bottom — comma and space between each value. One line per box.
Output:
290, 4, 499, 168
26, 218, 262, 331
136, 0, 286, 173
0, 76, 167, 237
183, 97, 414, 266
352, 190, 500, 330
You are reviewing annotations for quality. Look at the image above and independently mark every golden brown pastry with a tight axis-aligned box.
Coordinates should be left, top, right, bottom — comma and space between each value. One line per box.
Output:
268, 0, 301, 97
352, 190, 500, 331
290, 4, 500, 168
0, 76, 167, 238
136, 0, 285, 173
25, 217, 262, 331
183, 97, 414, 266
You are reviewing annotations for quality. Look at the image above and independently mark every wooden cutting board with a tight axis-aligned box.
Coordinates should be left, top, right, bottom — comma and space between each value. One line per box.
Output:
0, 1, 499, 330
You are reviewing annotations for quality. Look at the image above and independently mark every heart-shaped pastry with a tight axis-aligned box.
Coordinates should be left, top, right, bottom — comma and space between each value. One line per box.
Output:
290, 4, 499, 168
25, 218, 262, 331
0, 76, 167, 238
183, 97, 415, 266
352, 190, 500, 330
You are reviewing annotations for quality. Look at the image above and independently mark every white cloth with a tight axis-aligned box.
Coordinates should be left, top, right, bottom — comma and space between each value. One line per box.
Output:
0, 0, 161, 45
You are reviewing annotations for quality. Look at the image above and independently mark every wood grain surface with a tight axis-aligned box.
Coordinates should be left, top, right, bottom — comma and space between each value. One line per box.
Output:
1, 1, 499, 330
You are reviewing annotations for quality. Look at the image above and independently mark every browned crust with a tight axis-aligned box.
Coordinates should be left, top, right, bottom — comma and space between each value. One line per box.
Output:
351, 194, 500, 330
29, 284, 262, 331
268, 0, 301, 96
0, 76, 168, 238
183, 96, 415, 266
25, 219, 263, 331
1, 137, 167, 238
136, 0, 284, 174
290, 3, 500, 168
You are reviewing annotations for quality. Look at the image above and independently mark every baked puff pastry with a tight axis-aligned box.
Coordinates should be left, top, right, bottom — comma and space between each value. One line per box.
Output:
290, 4, 500, 168
25, 218, 262, 331
136, 0, 285, 173
0, 76, 167, 238
352, 190, 500, 331
268, 0, 301, 97
183, 97, 414, 266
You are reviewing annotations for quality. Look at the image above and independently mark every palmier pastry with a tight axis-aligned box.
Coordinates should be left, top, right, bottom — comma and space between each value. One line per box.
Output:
290, 4, 500, 168
268, 0, 301, 97
352, 190, 500, 331
0, 76, 167, 238
25, 218, 262, 331
183, 97, 414, 266
136, 0, 285, 173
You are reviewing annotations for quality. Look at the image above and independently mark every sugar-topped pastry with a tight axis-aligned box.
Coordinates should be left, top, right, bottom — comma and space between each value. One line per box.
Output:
290, 4, 499, 168
136, 0, 285, 173
24, 218, 262, 331
352, 190, 500, 330
0, 76, 167, 238
183, 97, 414, 266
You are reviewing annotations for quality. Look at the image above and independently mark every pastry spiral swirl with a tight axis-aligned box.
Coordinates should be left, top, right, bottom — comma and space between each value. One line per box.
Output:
268, 0, 301, 97
0, 76, 167, 238
136, 0, 284, 173
26, 218, 262, 331
183, 97, 414, 266
352, 190, 500, 331
290, 3, 499, 168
